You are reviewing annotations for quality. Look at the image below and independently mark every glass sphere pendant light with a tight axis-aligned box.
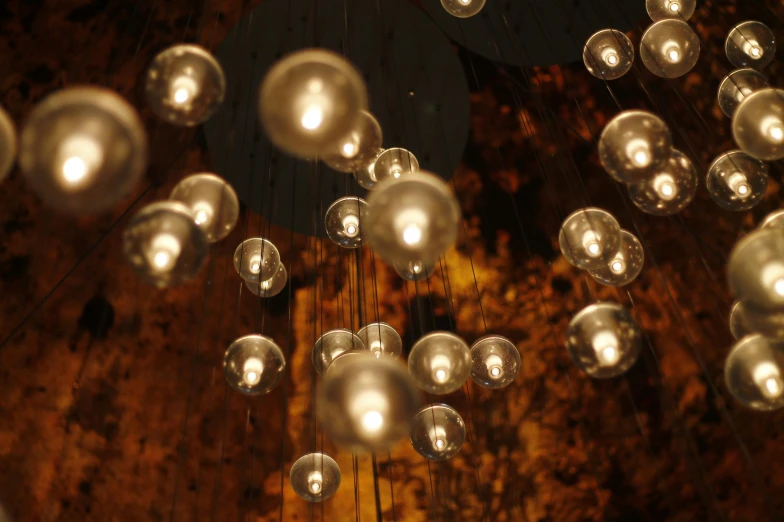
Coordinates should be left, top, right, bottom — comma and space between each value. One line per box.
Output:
325, 196, 368, 248
408, 332, 471, 395
726, 21, 776, 70
640, 20, 700, 78
357, 322, 403, 359
627, 149, 697, 216
717, 69, 769, 118
223, 334, 286, 395
598, 110, 673, 183
233, 238, 281, 282
725, 334, 784, 411
583, 29, 634, 81
372, 148, 420, 182
646, 0, 696, 21
440, 0, 486, 18
312, 329, 366, 374
410, 404, 465, 461
245, 263, 288, 298
727, 227, 784, 312
558, 207, 622, 270
732, 88, 784, 161
706, 151, 768, 211
322, 111, 383, 173
169, 173, 239, 243
290, 453, 341, 502
588, 230, 645, 287
0, 105, 16, 182
469, 335, 521, 389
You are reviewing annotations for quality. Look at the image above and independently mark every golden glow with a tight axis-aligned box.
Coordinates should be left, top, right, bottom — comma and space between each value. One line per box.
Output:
170, 75, 198, 105
361, 410, 384, 432
301, 106, 324, 130
611, 260, 625, 273
149, 233, 181, 271
62, 156, 88, 183
668, 1, 680, 12
667, 48, 681, 62
403, 224, 423, 245
593, 330, 621, 367
434, 438, 446, 449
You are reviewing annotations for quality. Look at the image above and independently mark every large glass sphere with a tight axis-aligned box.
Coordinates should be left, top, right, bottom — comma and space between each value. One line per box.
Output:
727, 227, 784, 312
737, 300, 784, 341
627, 149, 697, 216
0, 105, 16, 182
565, 302, 642, 379
325, 196, 368, 249
440, 0, 486, 18
410, 404, 465, 461
598, 110, 672, 183
233, 238, 281, 282
245, 262, 288, 298
312, 328, 366, 374
259, 49, 368, 158
323, 111, 383, 173
558, 207, 622, 270
393, 259, 436, 282
760, 210, 784, 230
357, 322, 403, 359
730, 301, 750, 340
408, 331, 471, 395
470, 335, 521, 389
640, 20, 700, 78
223, 334, 286, 395
169, 173, 239, 242
290, 453, 341, 502
123, 201, 209, 287
353, 148, 384, 190
717, 69, 768, 118
366, 172, 460, 265
646, 0, 696, 21
373, 148, 420, 183
18, 87, 147, 214
726, 21, 776, 70
583, 29, 634, 81
725, 334, 784, 411
588, 230, 645, 287
145, 44, 225, 126
706, 151, 768, 211
732, 88, 784, 161
317, 352, 421, 452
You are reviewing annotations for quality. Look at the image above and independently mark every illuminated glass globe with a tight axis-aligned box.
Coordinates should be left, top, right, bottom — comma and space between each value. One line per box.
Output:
323, 111, 383, 173
223, 334, 285, 395
18, 87, 147, 214
732, 88, 784, 161
357, 322, 403, 358
761, 210, 784, 230
440, 0, 486, 18
598, 110, 672, 183
373, 148, 420, 183
259, 49, 368, 158
245, 262, 287, 298
725, 334, 784, 411
470, 335, 520, 389
169, 173, 239, 242
646, 0, 696, 21
123, 201, 209, 287
393, 259, 436, 282
588, 230, 644, 287
558, 207, 622, 270
233, 238, 281, 282
145, 44, 226, 126
583, 29, 634, 81
408, 331, 471, 394
730, 301, 750, 340
565, 302, 642, 379
706, 151, 768, 211
312, 328, 365, 374
366, 172, 460, 265
727, 227, 784, 312
317, 352, 421, 452
726, 21, 776, 70
627, 149, 697, 216
717, 69, 768, 118
410, 404, 465, 461
640, 20, 700, 78
325, 196, 368, 249
737, 300, 784, 341
353, 148, 385, 190
0, 105, 16, 182
290, 452, 341, 502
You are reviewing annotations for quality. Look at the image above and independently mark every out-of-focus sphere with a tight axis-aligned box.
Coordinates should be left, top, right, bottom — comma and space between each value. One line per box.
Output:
223, 334, 285, 395
738, 300, 784, 341
245, 262, 287, 298
366, 172, 460, 265
0, 105, 16, 182
583, 29, 634, 80
628, 149, 697, 216
726, 21, 776, 70
233, 238, 281, 282
730, 301, 750, 340
646, 0, 696, 21
323, 111, 382, 173
290, 453, 341, 502
169, 173, 239, 242
732, 88, 784, 161
598, 110, 673, 183
558, 207, 622, 270
725, 334, 784, 411
706, 151, 768, 211
588, 230, 645, 287
19, 87, 147, 214
325, 196, 368, 248
357, 322, 403, 359
373, 148, 419, 183
718, 69, 768, 118
760, 210, 784, 230
259, 49, 368, 158
353, 148, 384, 190
408, 331, 471, 395
470, 335, 521, 389
122, 201, 209, 287
145, 44, 225, 126
410, 404, 465, 461
727, 227, 784, 312
318, 352, 421, 452
312, 328, 366, 374
393, 259, 436, 282
640, 20, 700, 78
565, 302, 642, 379
440, 0, 486, 18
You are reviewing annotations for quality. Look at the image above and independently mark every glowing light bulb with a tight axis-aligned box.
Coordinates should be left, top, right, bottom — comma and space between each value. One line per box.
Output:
412, 262, 422, 273
765, 377, 781, 396
751, 46, 762, 58
632, 149, 651, 167
392, 169, 401, 178
667, 48, 681, 62
587, 242, 601, 256
194, 209, 208, 224
342, 214, 360, 238
434, 438, 446, 449
153, 251, 171, 268
593, 330, 621, 367
435, 368, 447, 382
310, 482, 322, 493
62, 156, 88, 183
769, 125, 784, 142
605, 53, 618, 66
251, 261, 260, 273
611, 260, 625, 273
346, 224, 357, 235
301, 106, 324, 130
403, 224, 423, 245
149, 233, 182, 271
660, 183, 674, 197
775, 278, 784, 296
242, 356, 263, 386
361, 410, 383, 432
342, 142, 357, 157
173, 88, 190, 104
668, 1, 680, 12
459, 0, 471, 4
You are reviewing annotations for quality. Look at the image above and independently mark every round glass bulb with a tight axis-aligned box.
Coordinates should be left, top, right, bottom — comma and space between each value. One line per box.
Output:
727, 227, 784, 312
726, 21, 776, 69
732, 88, 784, 161
223, 334, 286, 395
323, 111, 383, 173
169, 173, 239, 242
588, 230, 645, 287
372, 148, 420, 183
245, 262, 288, 298
725, 334, 784, 411
233, 238, 281, 282
646, 0, 696, 21
408, 331, 471, 395
290, 453, 341, 502
470, 335, 521, 389
627, 149, 697, 216
717, 69, 769, 118
357, 322, 403, 359
706, 150, 768, 211
392, 259, 436, 282
583, 29, 634, 81
0, 105, 16, 182
640, 20, 700, 78
312, 328, 366, 374
558, 207, 622, 270
410, 404, 465, 461
440, 0, 486, 18
325, 196, 368, 249
598, 110, 673, 183
730, 301, 751, 340
760, 210, 784, 230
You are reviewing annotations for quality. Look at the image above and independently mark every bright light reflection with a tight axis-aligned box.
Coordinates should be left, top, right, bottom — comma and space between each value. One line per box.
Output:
361, 410, 384, 432
403, 224, 422, 245
301, 106, 324, 130
63, 157, 88, 183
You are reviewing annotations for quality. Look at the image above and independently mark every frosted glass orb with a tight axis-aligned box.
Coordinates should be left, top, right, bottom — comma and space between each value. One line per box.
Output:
588, 230, 644, 287
393, 259, 436, 282
408, 331, 471, 395
640, 20, 700, 78
223, 334, 285, 395
558, 207, 622, 270
123, 201, 209, 287
470, 335, 521, 389
732, 88, 784, 161
410, 404, 465, 461
357, 322, 403, 358
627, 149, 697, 216
245, 262, 287, 298
730, 301, 750, 340
373, 148, 419, 183
353, 148, 384, 190
760, 210, 784, 230
738, 300, 784, 341
169, 173, 239, 242
19, 87, 147, 214
646, 0, 696, 21
325, 196, 368, 248
233, 238, 281, 282
565, 302, 642, 379
312, 328, 365, 374
727, 227, 784, 312
726, 21, 776, 70
259, 49, 368, 158
145, 44, 225, 126
318, 352, 421, 452
717, 69, 768, 118
706, 151, 768, 211
323, 111, 383, 173
598, 110, 673, 183
290, 452, 341, 502
725, 334, 784, 411
440, 0, 486, 18
0, 105, 16, 182
366, 172, 460, 265
583, 29, 634, 81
